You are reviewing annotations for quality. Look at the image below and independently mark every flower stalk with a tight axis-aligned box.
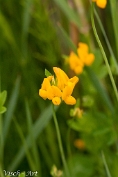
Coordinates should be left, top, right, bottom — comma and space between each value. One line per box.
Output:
91, 2, 118, 101
52, 104, 70, 177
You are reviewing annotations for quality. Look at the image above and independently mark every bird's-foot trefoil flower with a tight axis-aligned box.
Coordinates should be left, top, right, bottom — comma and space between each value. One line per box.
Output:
39, 76, 53, 100
77, 43, 95, 66
39, 67, 79, 105
68, 42, 95, 75
92, 0, 107, 8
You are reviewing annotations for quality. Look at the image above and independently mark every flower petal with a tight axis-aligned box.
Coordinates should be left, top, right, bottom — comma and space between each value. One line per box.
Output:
64, 96, 76, 105
84, 53, 95, 66
77, 43, 88, 61
47, 86, 54, 100
75, 66, 83, 74
39, 89, 47, 99
41, 77, 52, 90
47, 86, 62, 100
52, 97, 61, 105
69, 76, 79, 85
53, 67, 69, 90
96, 0, 107, 8
62, 82, 74, 100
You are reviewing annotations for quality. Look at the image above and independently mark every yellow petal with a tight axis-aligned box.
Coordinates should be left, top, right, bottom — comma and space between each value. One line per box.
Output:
84, 53, 95, 66
69, 52, 79, 69
39, 89, 47, 99
64, 96, 76, 105
52, 97, 61, 105
78, 43, 88, 53
69, 76, 79, 85
47, 86, 54, 100
47, 86, 62, 100
75, 66, 83, 74
77, 43, 88, 61
62, 82, 74, 100
51, 85, 62, 97
41, 77, 51, 90
96, 0, 107, 8
69, 52, 84, 73
53, 67, 69, 90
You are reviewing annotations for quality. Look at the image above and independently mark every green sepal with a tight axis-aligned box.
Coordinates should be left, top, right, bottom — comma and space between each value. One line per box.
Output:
45, 69, 52, 77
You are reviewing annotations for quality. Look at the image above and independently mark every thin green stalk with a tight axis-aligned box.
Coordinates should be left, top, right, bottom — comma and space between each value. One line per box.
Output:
109, 0, 118, 58
101, 151, 112, 177
94, 10, 118, 73
0, 165, 4, 177
66, 127, 72, 158
13, 118, 36, 171
0, 115, 3, 177
91, 3, 118, 102
52, 104, 70, 177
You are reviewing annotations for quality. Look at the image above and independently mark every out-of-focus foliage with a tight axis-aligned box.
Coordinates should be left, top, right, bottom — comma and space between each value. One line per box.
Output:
0, 0, 118, 177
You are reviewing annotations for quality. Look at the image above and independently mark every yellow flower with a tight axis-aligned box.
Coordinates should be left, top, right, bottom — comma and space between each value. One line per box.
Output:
62, 82, 76, 105
39, 67, 79, 105
47, 85, 62, 105
62, 76, 79, 105
69, 52, 84, 74
92, 0, 107, 8
53, 67, 69, 90
68, 42, 95, 74
39, 76, 53, 99
77, 42, 95, 66
74, 139, 85, 150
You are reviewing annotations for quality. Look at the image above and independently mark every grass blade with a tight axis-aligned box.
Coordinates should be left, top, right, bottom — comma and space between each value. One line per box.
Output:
91, 3, 118, 102
94, 10, 118, 73
3, 76, 20, 144
25, 100, 42, 176
13, 118, 36, 171
52, 0, 81, 28
8, 104, 58, 171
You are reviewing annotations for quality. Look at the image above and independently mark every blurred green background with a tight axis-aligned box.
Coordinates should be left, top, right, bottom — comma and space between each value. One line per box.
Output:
1, 0, 118, 177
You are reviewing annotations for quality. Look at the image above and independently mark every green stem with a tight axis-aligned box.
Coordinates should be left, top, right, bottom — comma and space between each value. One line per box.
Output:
0, 115, 3, 177
52, 104, 70, 177
109, 0, 118, 58
91, 3, 118, 102
0, 165, 4, 177
66, 127, 71, 158
101, 151, 112, 177
94, 10, 118, 73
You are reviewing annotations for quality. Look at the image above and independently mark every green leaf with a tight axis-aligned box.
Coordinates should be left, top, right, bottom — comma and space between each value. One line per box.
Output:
0, 12, 15, 45
18, 172, 25, 177
0, 106, 7, 114
68, 154, 94, 177
3, 77, 20, 144
82, 95, 94, 107
86, 67, 114, 112
45, 69, 52, 77
0, 90, 7, 107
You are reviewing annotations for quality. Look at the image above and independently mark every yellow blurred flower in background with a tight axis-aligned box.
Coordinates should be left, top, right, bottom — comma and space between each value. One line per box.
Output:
68, 42, 95, 75
74, 139, 85, 150
92, 0, 107, 8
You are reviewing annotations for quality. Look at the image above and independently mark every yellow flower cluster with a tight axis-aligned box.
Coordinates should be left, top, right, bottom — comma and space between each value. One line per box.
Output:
68, 43, 95, 75
39, 67, 79, 105
92, 0, 107, 8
